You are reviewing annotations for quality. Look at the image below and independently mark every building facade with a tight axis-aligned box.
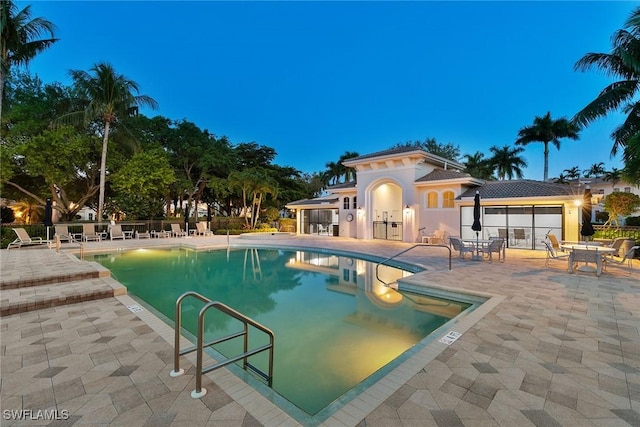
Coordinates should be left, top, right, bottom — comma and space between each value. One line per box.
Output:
286, 147, 586, 249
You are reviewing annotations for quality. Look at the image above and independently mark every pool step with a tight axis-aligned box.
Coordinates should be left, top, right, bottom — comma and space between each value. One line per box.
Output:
0, 270, 105, 290
0, 277, 127, 317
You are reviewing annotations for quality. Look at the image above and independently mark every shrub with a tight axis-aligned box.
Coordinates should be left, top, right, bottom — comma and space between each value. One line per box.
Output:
626, 216, 640, 226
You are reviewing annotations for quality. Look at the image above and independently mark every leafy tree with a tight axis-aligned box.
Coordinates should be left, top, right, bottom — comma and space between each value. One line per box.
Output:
488, 145, 527, 180
462, 151, 495, 180
110, 149, 175, 219
554, 173, 570, 184
603, 191, 640, 227
394, 137, 461, 161
0, 0, 58, 120
228, 168, 278, 228
515, 112, 580, 181
64, 62, 158, 220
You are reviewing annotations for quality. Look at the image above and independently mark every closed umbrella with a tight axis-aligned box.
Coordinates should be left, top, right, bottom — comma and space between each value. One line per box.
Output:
580, 186, 595, 242
184, 204, 190, 235
471, 191, 482, 260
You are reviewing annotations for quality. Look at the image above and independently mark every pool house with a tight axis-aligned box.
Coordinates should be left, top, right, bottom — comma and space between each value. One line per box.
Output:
286, 147, 586, 249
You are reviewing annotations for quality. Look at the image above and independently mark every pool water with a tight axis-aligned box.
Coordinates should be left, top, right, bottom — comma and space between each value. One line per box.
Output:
88, 247, 471, 416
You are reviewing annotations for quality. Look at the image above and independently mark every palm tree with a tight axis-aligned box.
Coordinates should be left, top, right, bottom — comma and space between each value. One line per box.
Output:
573, 6, 640, 157
585, 162, 606, 178
554, 173, 570, 184
488, 145, 527, 180
563, 166, 581, 180
604, 167, 623, 188
462, 151, 495, 180
65, 62, 158, 220
338, 151, 359, 182
0, 1, 58, 120
515, 112, 580, 181
324, 161, 341, 185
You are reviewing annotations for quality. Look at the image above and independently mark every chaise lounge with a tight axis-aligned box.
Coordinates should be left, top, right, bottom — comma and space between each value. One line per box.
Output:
7, 228, 46, 250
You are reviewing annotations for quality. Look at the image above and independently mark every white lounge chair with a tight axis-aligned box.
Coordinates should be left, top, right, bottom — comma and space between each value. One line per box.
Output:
171, 223, 187, 237
7, 228, 45, 250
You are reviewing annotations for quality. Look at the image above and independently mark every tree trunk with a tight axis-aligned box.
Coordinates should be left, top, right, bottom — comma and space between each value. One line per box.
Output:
98, 121, 111, 221
543, 141, 549, 182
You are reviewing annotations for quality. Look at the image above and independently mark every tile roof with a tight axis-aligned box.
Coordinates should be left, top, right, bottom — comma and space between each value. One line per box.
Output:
286, 196, 339, 206
326, 181, 357, 190
457, 180, 577, 199
343, 146, 422, 162
416, 169, 472, 182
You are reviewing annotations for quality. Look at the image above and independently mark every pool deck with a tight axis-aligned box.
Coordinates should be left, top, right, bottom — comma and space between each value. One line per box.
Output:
1, 235, 639, 426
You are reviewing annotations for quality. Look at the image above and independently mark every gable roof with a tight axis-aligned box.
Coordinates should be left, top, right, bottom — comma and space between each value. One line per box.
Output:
343, 146, 465, 170
458, 180, 577, 200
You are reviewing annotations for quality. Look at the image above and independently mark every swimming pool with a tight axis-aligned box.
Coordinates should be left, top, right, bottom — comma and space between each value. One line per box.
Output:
88, 247, 473, 421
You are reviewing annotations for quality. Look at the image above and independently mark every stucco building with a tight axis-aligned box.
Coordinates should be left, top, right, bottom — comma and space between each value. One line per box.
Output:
286, 147, 587, 250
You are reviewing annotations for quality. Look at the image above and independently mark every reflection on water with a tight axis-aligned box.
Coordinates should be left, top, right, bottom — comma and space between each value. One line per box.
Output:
88, 248, 470, 415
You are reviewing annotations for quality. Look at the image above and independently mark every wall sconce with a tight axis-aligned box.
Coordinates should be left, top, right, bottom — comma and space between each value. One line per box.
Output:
404, 205, 411, 214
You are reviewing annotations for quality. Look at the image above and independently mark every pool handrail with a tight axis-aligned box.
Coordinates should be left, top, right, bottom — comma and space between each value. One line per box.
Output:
170, 291, 275, 398
375, 243, 452, 286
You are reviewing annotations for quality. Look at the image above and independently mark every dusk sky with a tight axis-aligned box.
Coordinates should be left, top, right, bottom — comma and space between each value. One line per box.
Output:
20, 1, 634, 181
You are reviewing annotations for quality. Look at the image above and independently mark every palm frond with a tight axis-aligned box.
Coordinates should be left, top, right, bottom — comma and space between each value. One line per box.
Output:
572, 80, 638, 127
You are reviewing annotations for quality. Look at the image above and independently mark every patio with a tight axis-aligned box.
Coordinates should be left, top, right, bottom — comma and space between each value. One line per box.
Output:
1, 235, 639, 426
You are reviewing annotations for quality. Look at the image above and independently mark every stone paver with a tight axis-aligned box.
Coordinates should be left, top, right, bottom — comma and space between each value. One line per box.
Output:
0, 235, 638, 426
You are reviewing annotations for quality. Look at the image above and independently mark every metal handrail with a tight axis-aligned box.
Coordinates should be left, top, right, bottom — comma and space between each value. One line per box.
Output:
375, 243, 452, 286
170, 291, 275, 398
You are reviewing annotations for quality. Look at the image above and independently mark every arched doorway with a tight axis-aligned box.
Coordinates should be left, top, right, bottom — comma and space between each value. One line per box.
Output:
370, 181, 403, 240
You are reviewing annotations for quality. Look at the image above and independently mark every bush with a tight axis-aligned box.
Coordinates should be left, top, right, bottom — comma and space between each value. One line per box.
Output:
1, 207, 15, 224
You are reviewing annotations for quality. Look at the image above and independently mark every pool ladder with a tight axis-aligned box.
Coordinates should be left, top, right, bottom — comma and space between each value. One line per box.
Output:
170, 291, 275, 398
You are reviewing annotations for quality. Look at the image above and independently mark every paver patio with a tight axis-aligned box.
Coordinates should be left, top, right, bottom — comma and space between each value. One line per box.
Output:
1, 235, 638, 426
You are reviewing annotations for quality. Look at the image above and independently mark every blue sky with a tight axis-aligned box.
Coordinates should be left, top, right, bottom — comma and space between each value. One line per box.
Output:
20, 1, 635, 180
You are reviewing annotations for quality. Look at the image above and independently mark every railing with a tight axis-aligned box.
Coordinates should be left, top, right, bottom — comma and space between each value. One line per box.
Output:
170, 291, 274, 398
375, 243, 452, 286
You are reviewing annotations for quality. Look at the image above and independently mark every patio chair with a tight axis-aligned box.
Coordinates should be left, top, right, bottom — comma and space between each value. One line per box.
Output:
54, 225, 74, 243
480, 238, 505, 263
513, 228, 528, 246
7, 228, 45, 250
569, 248, 602, 277
82, 224, 101, 242
449, 237, 475, 259
110, 224, 126, 240
136, 230, 151, 239
193, 221, 212, 236
171, 223, 187, 237
542, 240, 570, 266
605, 245, 638, 274
424, 229, 447, 245
545, 232, 564, 252
498, 228, 508, 240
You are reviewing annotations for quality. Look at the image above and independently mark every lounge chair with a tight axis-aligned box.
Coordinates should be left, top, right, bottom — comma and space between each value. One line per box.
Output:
7, 228, 46, 250
424, 229, 446, 244
82, 224, 101, 242
136, 230, 151, 239
54, 225, 75, 243
449, 237, 475, 259
546, 232, 564, 252
110, 224, 126, 240
192, 221, 212, 236
480, 238, 505, 263
171, 223, 187, 237
542, 240, 570, 266
569, 248, 602, 277
152, 229, 171, 238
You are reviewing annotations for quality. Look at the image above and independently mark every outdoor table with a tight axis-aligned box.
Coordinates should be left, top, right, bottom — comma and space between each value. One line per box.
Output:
560, 244, 616, 273
462, 239, 493, 261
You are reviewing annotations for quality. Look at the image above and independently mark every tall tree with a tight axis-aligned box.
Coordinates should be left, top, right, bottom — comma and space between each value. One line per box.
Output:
515, 112, 580, 181
462, 151, 495, 180
394, 137, 461, 161
65, 62, 158, 220
563, 166, 581, 180
584, 162, 606, 178
338, 151, 359, 182
604, 167, 623, 188
488, 145, 527, 180
0, 1, 58, 120
573, 6, 640, 157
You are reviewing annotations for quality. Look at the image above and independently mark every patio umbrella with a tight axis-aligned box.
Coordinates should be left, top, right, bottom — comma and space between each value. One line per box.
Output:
471, 191, 482, 260
184, 204, 190, 235
580, 186, 595, 242
43, 198, 53, 240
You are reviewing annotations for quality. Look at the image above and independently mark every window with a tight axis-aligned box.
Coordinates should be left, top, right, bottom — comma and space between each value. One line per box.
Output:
625, 187, 631, 193
88, 213, 93, 220
443, 191, 455, 208
427, 192, 438, 208
343, 197, 350, 209
352, 196, 357, 209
